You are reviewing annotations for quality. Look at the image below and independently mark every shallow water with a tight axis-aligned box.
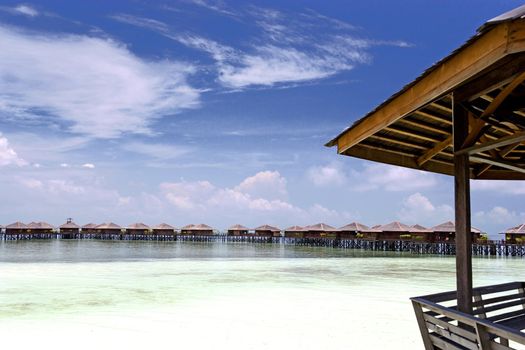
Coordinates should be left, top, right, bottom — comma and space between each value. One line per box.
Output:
0, 240, 523, 349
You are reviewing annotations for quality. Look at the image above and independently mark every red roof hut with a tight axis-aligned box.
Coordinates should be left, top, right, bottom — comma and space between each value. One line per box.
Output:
254, 224, 281, 237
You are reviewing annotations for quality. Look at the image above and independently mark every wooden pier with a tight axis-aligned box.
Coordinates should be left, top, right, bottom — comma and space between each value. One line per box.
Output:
2, 232, 525, 256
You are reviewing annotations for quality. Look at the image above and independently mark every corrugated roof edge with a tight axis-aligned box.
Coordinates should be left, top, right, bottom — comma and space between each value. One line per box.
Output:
325, 5, 524, 148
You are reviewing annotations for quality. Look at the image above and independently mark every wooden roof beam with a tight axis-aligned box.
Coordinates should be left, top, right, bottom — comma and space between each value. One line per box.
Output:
475, 142, 522, 177
417, 136, 453, 166
398, 118, 450, 135
470, 155, 525, 174
457, 131, 525, 156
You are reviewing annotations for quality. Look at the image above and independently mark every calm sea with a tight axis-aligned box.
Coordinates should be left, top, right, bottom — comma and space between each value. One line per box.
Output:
0, 240, 523, 349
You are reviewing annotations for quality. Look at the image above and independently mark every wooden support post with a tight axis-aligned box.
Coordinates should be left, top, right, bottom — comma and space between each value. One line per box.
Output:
453, 99, 473, 314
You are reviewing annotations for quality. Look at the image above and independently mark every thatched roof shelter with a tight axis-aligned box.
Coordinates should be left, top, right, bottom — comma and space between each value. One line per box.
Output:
327, 3, 525, 323
501, 223, 525, 235
28, 222, 54, 230
228, 224, 249, 231
284, 225, 305, 232
127, 223, 150, 230
431, 221, 482, 233
96, 222, 121, 229
82, 223, 97, 229
6, 221, 28, 229
254, 224, 281, 232
377, 221, 412, 232
153, 223, 176, 230
305, 223, 338, 232
339, 222, 370, 232
181, 224, 214, 235
409, 224, 433, 233
59, 221, 80, 230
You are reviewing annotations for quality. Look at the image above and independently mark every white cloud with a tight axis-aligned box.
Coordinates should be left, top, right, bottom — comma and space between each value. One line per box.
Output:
471, 180, 525, 195
397, 192, 453, 224
0, 25, 200, 139
235, 170, 287, 200
18, 178, 43, 189
14, 5, 38, 17
351, 164, 437, 192
60, 163, 70, 168
307, 163, 346, 187
474, 206, 525, 225
82, 163, 95, 169
0, 135, 27, 166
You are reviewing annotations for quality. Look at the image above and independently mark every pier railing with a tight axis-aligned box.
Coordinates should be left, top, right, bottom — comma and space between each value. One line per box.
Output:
412, 282, 525, 349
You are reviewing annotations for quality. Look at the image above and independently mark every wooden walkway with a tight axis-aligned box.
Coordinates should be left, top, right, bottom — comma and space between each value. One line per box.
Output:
2, 234, 525, 256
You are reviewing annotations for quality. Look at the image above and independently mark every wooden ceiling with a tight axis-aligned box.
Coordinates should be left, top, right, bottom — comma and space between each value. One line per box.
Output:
327, 18, 525, 180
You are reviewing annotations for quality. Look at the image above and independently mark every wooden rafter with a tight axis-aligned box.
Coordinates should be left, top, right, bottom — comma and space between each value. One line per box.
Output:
417, 136, 452, 166
462, 72, 525, 148
475, 142, 522, 177
456, 131, 525, 156
470, 155, 525, 174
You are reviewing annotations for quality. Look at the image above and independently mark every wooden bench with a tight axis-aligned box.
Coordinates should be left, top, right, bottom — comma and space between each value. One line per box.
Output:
412, 282, 525, 349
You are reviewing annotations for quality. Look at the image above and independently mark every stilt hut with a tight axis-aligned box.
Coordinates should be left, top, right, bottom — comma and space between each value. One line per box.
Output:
181, 224, 214, 235
28, 222, 55, 238
227, 224, 250, 236
500, 223, 525, 243
373, 221, 412, 240
431, 221, 482, 243
409, 224, 434, 242
59, 219, 80, 239
152, 223, 176, 236
283, 225, 306, 238
81, 223, 98, 237
254, 224, 281, 237
304, 223, 338, 239
361, 225, 382, 240
5, 222, 29, 237
126, 223, 150, 237
327, 5, 525, 346
338, 222, 370, 239
96, 222, 122, 238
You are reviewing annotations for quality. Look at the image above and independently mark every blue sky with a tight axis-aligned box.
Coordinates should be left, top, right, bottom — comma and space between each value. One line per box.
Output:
0, 0, 524, 235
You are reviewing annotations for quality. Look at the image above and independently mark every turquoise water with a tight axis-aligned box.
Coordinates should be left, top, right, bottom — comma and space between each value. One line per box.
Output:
0, 240, 523, 349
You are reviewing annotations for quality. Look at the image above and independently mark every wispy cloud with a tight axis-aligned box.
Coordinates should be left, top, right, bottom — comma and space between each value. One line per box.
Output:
0, 4, 39, 17
121, 142, 192, 160
112, 3, 411, 90
0, 25, 201, 139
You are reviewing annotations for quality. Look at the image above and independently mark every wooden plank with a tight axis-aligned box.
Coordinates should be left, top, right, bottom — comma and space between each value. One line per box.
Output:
368, 134, 428, 150
475, 323, 493, 350
426, 322, 479, 350
453, 102, 473, 315
417, 136, 453, 166
423, 313, 478, 341
384, 126, 441, 143
470, 155, 525, 174
428, 334, 464, 350
344, 144, 456, 176
398, 117, 451, 135
473, 292, 525, 307
413, 301, 435, 350
456, 131, 525, 155
334, 22, 525, 153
